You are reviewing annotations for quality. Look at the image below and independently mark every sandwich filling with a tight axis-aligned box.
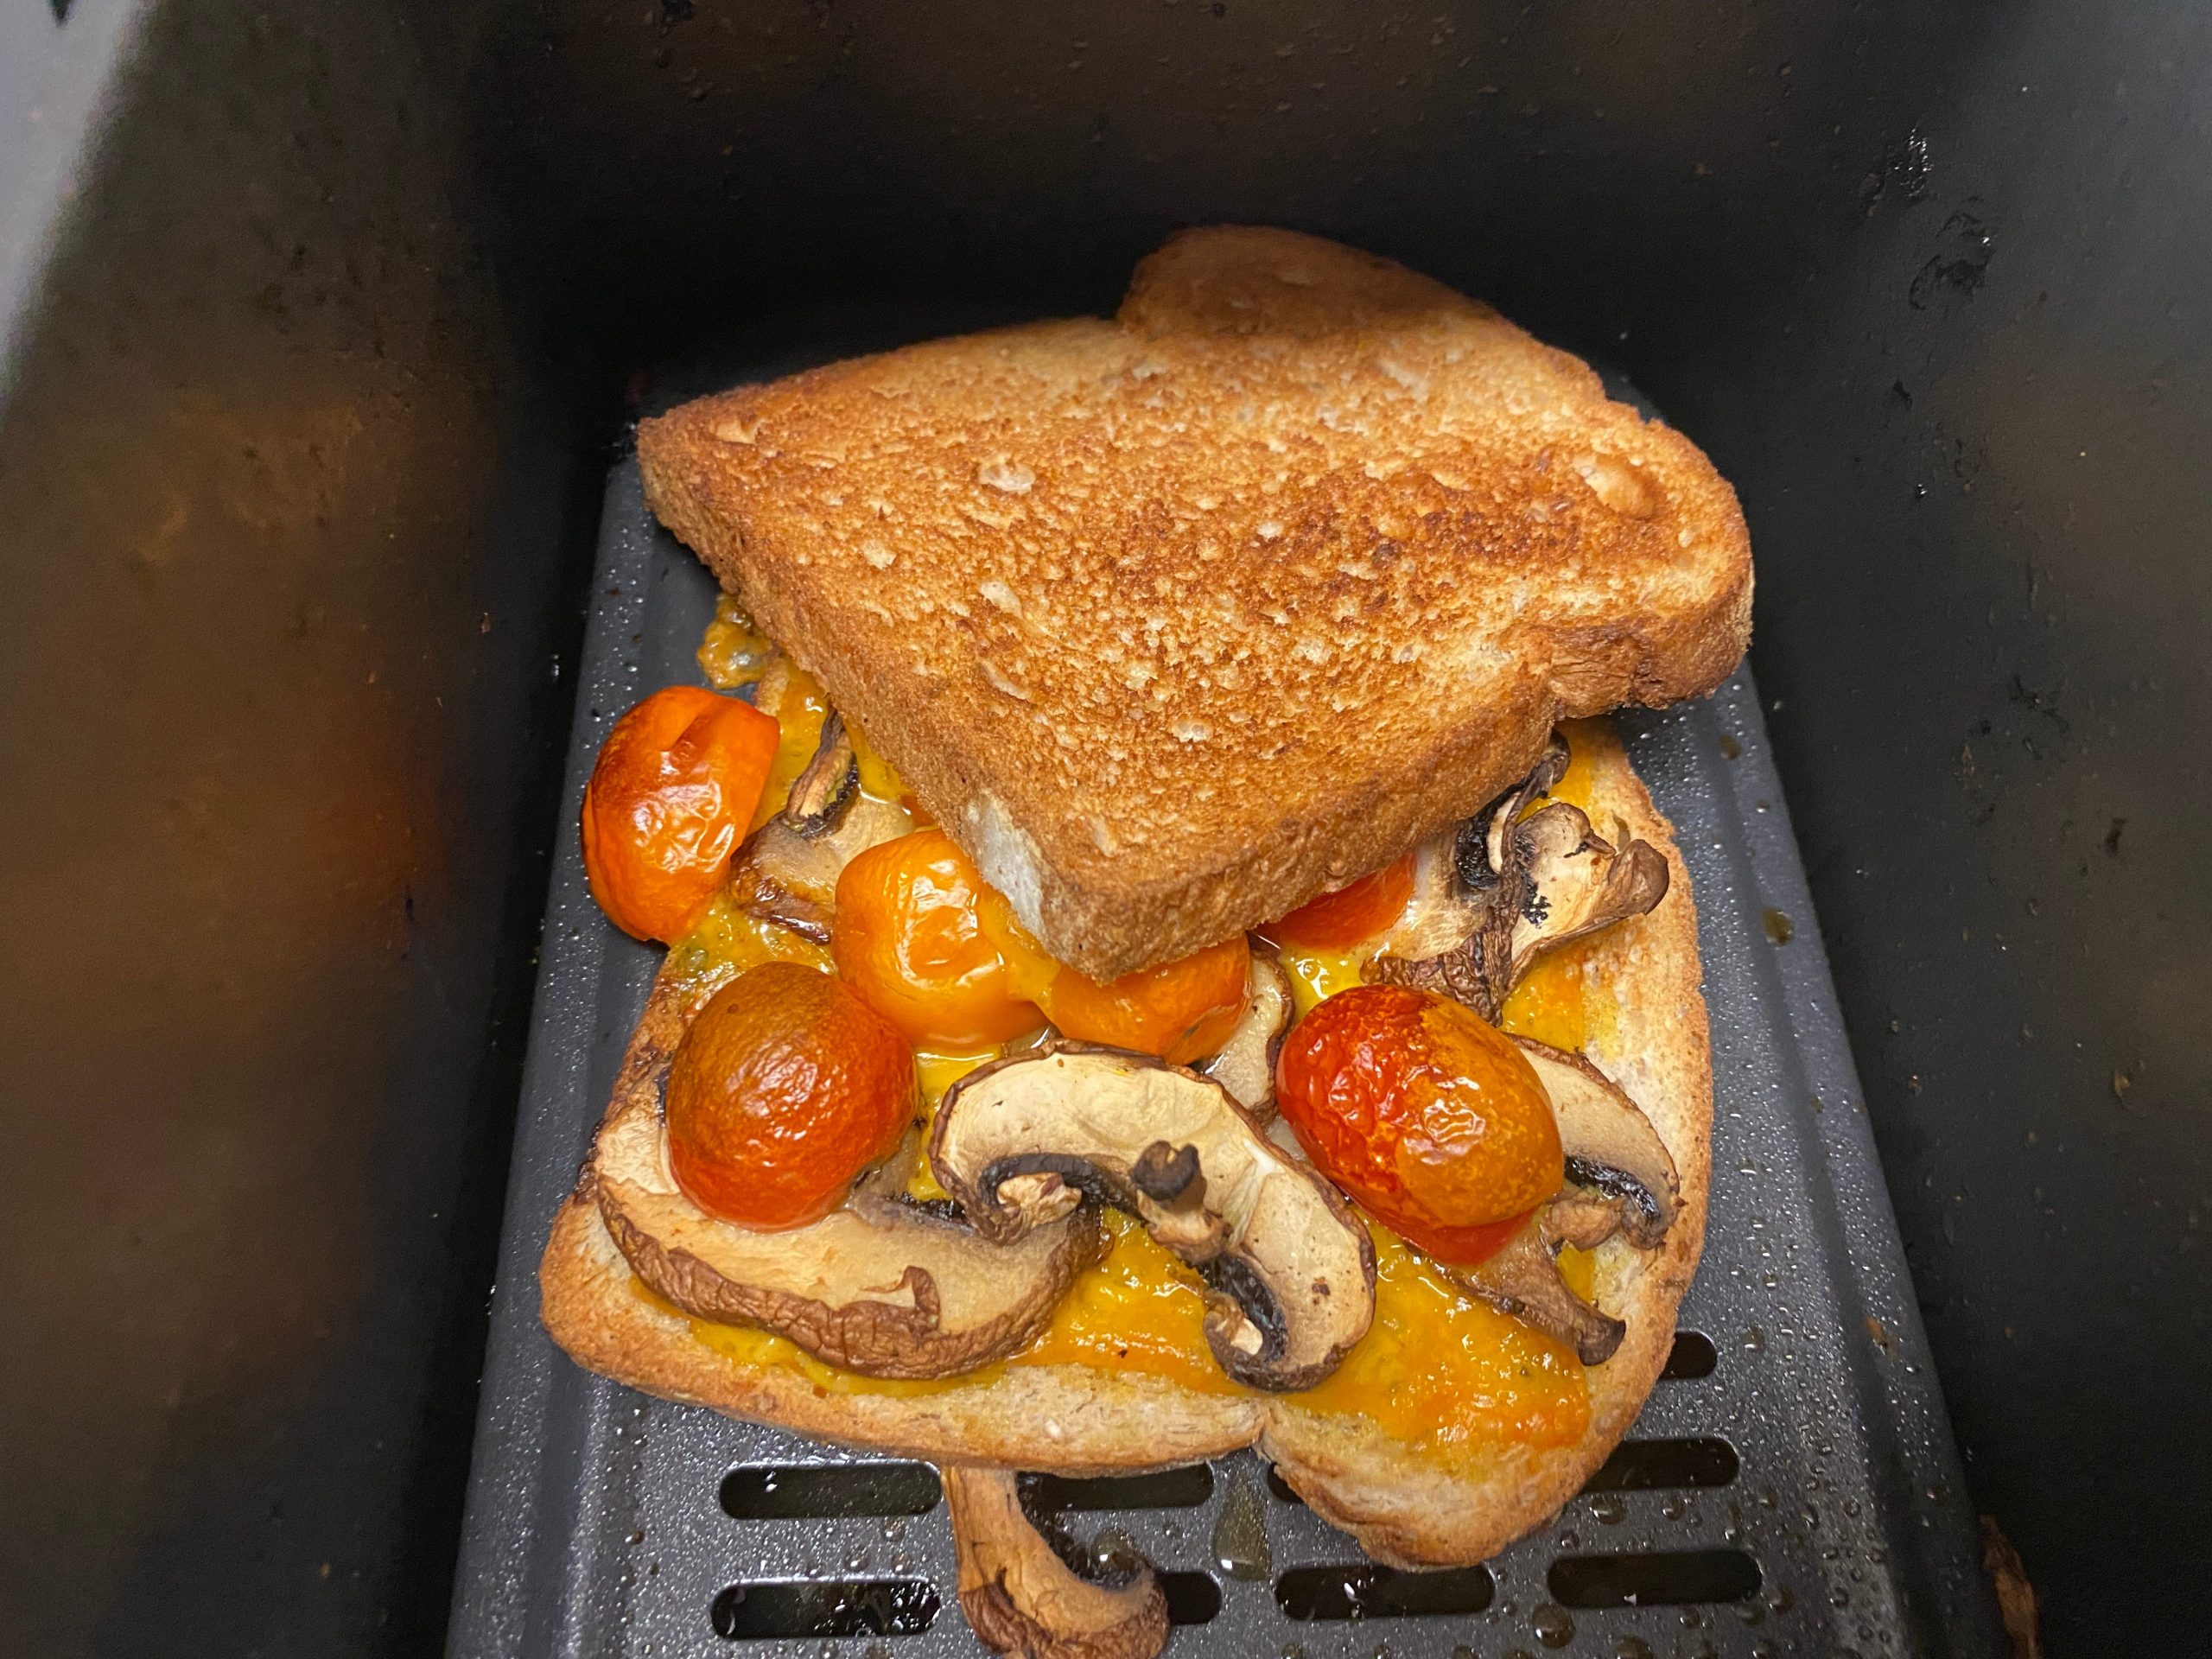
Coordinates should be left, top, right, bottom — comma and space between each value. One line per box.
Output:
576, 601, 1681, 1463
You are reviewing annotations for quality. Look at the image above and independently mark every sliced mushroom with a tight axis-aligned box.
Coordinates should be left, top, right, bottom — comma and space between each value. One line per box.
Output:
782, 709, 860, 836
1367, 734, 1666, 1020
1516, 1039, 1679, 1248
942, 1465, 1168, 1659
724, 791, 914, 944
592, 1042, 1101, 1380
1363, 925, 1510, 1020
1451, 1210, 1627, 1364
1477, 733, 1572, 887
1199, 947, 1294, 1116
931, 1043, 1376, 1392
1507, 803, 1670, 985
1440, 1041, 1681, 1363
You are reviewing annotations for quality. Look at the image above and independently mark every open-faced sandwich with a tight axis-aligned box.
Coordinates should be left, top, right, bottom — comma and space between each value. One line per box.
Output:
539, 227, 1751, 1658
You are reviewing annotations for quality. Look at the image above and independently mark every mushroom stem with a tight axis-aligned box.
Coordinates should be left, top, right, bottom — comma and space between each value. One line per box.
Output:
1448, 1210, 1627, 1365
942, 1465, 1169, 1659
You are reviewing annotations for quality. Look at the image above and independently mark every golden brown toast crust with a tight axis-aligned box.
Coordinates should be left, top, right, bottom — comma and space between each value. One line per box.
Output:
639, 227, 1750, 980
538, 721, 1710, 1567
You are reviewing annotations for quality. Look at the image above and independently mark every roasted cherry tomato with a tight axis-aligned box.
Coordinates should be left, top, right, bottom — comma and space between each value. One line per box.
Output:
665, 962, 916, 1229
582, 685, 780, 943
832, 829, 1043, 1048
1265, 853, 1417, 949
1275, 984, 1562, 1263
976, 890, 1249, 1065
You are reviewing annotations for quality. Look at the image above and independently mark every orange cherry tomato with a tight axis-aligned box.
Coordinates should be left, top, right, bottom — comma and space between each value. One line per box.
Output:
1275, 984, 1563, 1264
832, 829, 1044, 1048
665, 962, 916, 1230
976, 890, 1249, 1065
582, 685, 780, 943
1265, 853, 1417, 949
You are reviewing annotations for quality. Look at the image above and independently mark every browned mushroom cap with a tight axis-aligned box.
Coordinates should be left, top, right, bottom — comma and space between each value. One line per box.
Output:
1199, 947, 1294, 1116
591, 1049, 1101, 1381
1441, 1043, 1681, 1363
930, 1043, 1376, 1392
942, 1465, 1168, 1659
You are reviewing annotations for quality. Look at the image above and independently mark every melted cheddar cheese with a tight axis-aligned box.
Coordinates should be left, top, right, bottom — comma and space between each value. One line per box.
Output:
697, 595, 775, 690
654, 671, 1631, 1459
751, 667, 830, 830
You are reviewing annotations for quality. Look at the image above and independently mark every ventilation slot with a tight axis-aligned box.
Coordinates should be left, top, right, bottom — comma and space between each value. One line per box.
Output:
1580, 1437, 1739, 1491
718, 1462, 942, 1519
1021, 1466, 1216, 1511
1662, 1329, 1719, 1379
1160, 1571, 1224, 1624
709, 1579, 941, 1638
1275, 1564, 1495, 1620
1548, 1549, 1763, 1608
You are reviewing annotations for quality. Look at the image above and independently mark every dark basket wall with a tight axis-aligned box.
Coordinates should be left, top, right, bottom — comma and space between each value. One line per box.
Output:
1, 3, 2202, 1656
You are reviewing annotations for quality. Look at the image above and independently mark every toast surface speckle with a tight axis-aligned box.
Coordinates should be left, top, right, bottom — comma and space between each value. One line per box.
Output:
639, 227, 1751, 979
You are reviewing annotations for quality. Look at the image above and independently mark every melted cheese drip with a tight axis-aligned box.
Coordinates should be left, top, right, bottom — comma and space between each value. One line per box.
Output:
657, 622, 1630, 1454
665, 893, 832, 1001
1011, 1213, 1594, 1449
697, 594, 775, 690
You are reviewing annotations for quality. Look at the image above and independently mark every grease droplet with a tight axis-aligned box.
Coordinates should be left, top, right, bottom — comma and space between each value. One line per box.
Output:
1211, 1465, 1273, 1581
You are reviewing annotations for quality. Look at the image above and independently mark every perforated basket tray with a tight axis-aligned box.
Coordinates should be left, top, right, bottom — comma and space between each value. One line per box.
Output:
446, 340, 2008, 1659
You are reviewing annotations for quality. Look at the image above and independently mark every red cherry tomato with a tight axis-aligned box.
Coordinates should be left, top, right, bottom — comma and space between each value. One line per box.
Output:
665, 962, 916, 1230
1265, 854, 1417, 949
582, 686, 780, 943
1275, 984, 1563, 1263
832, 829, 1043, 1048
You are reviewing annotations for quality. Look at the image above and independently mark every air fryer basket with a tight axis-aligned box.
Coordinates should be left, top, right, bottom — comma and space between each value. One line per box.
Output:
7, 5, 2208, 1656
447, 343, 2005, 1657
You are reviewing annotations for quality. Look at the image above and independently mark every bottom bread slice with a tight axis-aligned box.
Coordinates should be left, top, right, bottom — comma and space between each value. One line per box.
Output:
537, 718, 1711, 1567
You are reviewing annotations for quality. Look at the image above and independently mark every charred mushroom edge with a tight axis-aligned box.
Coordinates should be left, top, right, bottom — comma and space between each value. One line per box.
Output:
1370, 733, 1667, 1019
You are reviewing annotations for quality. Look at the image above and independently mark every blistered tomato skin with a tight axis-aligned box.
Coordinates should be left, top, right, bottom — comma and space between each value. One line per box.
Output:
665, 963, 917, 1230
1275, 985, 1563, 1264
582, 685, 781, 943
1265, 853, 1417, 950
832, 830, 1044, 1047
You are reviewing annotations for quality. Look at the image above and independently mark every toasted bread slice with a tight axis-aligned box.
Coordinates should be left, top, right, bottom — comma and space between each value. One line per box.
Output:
538, 719, 1709, 1567
639, 227, 1750, 980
